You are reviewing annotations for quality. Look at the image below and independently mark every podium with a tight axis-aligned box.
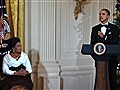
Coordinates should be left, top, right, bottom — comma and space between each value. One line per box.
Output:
81, 43, 120, 90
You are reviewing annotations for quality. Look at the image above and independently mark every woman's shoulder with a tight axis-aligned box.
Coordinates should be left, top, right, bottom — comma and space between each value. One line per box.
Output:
21, 51, 28, 57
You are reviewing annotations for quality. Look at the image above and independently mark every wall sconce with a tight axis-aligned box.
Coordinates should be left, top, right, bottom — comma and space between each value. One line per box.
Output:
73, 0, 91, 20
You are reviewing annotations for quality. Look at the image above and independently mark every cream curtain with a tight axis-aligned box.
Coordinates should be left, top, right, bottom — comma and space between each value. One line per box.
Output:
5, 0, 25, 50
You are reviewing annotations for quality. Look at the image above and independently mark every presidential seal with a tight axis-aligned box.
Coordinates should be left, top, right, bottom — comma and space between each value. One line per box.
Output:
93, 42, 106, 55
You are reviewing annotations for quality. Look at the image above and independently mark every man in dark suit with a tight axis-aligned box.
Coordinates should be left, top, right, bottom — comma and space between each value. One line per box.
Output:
90, 9, 119, 90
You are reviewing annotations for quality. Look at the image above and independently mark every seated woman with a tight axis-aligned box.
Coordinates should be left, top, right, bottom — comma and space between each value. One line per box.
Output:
1, 37, 33, 90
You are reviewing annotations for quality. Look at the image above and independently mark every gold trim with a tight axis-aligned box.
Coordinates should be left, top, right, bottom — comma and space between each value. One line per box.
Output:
93, 43, 106, 55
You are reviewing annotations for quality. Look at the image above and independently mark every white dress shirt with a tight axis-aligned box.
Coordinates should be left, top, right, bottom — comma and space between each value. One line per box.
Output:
100, 22, 108, 35
2, 51, 32, 75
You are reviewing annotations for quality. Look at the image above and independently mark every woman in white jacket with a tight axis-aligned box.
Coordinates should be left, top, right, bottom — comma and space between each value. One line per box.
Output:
1, 37, 33, 90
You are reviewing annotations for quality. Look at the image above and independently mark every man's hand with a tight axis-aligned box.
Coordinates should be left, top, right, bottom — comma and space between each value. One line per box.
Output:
98, 31, 104, 38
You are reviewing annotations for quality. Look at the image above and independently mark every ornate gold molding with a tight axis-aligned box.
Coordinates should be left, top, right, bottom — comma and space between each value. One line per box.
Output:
73, 0, 92, 20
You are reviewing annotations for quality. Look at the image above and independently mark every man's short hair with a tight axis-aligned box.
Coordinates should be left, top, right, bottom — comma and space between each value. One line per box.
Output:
101, 9, 110, 15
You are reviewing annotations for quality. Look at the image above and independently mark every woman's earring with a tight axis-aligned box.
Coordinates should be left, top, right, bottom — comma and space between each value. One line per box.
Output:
13, 50, 15, 52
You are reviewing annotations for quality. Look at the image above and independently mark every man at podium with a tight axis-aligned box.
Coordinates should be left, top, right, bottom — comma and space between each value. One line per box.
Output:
90, 9, 119, 90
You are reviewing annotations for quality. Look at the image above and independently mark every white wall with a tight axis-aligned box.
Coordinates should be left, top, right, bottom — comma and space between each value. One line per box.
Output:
25, 0, 115, 90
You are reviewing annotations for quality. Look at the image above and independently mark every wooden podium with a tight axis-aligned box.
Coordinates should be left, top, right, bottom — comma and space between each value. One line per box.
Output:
81, 43, 120, 90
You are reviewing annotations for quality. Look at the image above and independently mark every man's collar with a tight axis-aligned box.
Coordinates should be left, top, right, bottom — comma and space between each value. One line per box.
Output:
100, 22, 108, 25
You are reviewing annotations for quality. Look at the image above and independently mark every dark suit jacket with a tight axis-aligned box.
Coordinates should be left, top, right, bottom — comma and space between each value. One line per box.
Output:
90, 22, 119, 45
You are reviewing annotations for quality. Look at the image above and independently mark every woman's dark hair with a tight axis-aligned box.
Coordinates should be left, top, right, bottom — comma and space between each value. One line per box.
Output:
8, 37, 21, 50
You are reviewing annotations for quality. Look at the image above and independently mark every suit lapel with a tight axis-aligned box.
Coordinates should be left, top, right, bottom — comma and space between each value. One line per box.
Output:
98, 24, 102, 32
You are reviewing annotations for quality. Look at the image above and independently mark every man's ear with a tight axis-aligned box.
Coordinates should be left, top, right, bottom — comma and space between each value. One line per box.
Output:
107, 15, 110, 19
